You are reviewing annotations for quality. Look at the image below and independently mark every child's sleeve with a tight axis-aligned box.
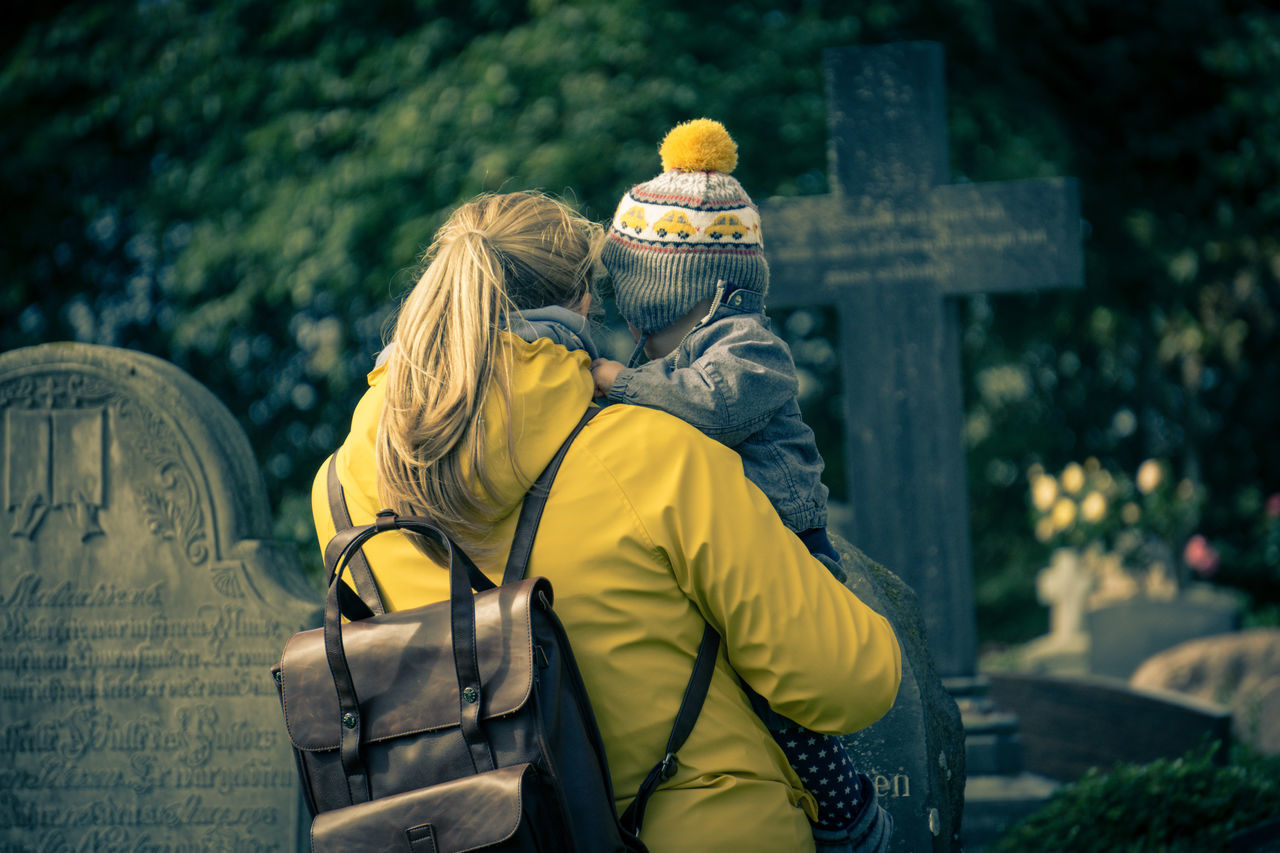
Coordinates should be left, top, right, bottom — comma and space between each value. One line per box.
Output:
605, 320, 799, 446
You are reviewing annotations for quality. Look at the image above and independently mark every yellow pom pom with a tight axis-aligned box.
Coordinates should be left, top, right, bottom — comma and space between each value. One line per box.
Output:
659, 119, 738, 173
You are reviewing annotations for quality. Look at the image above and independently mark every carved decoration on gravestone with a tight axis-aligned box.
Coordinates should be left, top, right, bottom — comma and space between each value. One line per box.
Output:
0, 344, 318, 852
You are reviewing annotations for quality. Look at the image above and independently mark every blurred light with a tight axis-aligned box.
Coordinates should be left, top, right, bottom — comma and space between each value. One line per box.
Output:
1081, 492, 1106, 523
1031, 475, 1058, 512
985, 458, 1017, 487
1177, 478, 1196, 501
268, 453, 293, 480
291, 383, 317, 411
1061, 463, 1085, 494
1111, 408, 1137, 438
19, 305, 44, 335
311, 424, 337, 452
229, 340, 251, 370
66, 298, 95, 342
1051, 497, 1077, 531
1137, 459, 1162, 494
785, 309, 817, 337
1058, 350, 1081, 377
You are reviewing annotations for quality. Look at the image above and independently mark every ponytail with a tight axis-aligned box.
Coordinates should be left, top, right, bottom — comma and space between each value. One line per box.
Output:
376, 192, 600, 560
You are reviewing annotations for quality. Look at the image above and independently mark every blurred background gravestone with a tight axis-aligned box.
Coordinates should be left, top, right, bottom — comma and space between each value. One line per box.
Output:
0, 343, 317, 852
1087, 587, 1241, 679
985, 672, 1233, 783
1131, 628, 1280, 756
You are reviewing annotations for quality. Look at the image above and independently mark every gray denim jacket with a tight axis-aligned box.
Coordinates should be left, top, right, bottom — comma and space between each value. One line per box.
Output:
606, 286, 829, 533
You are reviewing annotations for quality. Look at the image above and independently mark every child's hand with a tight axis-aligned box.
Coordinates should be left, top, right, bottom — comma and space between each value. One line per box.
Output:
591, 358, 625, 398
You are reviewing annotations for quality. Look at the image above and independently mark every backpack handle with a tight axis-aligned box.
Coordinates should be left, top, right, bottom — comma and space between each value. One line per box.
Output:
322, 515, 499, 806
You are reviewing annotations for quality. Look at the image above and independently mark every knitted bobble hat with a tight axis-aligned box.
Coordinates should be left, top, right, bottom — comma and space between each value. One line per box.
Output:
602, 119, 769, 335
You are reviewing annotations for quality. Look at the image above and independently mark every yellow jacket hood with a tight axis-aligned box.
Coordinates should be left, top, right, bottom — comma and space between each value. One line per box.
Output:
334, 332, 595, 546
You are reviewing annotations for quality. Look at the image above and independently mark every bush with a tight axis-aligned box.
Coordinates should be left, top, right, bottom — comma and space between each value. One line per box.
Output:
987, 744, 1280, 853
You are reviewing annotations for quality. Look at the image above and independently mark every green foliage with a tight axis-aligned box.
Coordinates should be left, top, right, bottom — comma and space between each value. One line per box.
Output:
955, 1, 1280, 636
0, 0, 902, 573
4, 0, 1279, 628
989, 744, 1280, 853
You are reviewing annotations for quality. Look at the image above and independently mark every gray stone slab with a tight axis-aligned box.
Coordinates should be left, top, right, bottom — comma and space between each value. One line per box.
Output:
1087, 589, 1241, 679
834, 534, 965, 852
1130, 627, 1280, 754
986, 672, 1232, 782
0, 343, 317, 852
960, 773, 1061, 853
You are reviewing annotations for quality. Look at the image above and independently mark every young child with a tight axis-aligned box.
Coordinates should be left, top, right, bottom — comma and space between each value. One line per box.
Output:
590, 119, 890, 852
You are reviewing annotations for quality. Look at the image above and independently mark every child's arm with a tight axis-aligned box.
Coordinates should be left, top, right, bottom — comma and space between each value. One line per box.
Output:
602, 320, 799, 446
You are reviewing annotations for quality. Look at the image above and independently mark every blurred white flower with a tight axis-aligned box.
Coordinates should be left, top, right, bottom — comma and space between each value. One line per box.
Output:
1081, 492, 1107, 523
1051, 497, 1078, 531
1061, 462, 1086, 495
1032, 475, 1059, 512
1136, 459, 1163, 494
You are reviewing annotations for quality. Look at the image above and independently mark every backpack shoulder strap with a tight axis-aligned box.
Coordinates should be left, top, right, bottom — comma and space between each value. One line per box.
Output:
500, 405, 721, 836
501, 406, 600, 585
325, 454, 386, 615
622, 624, 720, 834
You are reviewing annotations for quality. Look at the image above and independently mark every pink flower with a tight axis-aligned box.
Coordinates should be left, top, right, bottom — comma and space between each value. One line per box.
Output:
1183, 534, 1220, 577
1266, 493, 1280, 519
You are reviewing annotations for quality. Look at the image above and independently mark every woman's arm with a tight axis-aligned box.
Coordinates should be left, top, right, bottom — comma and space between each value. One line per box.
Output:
625, 413, 903, 734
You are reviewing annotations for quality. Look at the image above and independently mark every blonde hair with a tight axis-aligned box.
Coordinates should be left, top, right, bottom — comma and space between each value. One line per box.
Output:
376, 192, 601, 560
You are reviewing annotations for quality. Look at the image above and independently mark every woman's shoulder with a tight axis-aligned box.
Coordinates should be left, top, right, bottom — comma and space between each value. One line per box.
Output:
587, 401, 718, 449
574, 403, 743, 487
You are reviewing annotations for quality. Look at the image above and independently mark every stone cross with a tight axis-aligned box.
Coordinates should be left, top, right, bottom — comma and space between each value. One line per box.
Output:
760, 43, 1084, 678
1036, 548, 1093, 642
0, 343, 317, 852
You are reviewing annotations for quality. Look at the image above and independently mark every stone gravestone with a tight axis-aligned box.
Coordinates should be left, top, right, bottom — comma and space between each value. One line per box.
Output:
834, 534, 965, 853
1131, 627, 1280, 754
0, 343, 317, 852
985, 672, 1232, 782
761, 42, 1084, 681
1087, 586, 1241, 679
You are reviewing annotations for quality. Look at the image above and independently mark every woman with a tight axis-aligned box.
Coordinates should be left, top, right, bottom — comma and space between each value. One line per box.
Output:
312, 191, 901, 851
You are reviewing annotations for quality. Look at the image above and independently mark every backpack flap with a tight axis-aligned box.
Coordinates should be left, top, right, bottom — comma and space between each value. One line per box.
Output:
278, 577, 547, 752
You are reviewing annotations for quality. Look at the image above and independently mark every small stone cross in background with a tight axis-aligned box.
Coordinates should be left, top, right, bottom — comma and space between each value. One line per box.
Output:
1036, 549, 1093, 644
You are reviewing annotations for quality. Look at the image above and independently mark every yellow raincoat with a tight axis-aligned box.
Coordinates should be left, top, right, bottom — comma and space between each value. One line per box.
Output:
312, 333, 901, 851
